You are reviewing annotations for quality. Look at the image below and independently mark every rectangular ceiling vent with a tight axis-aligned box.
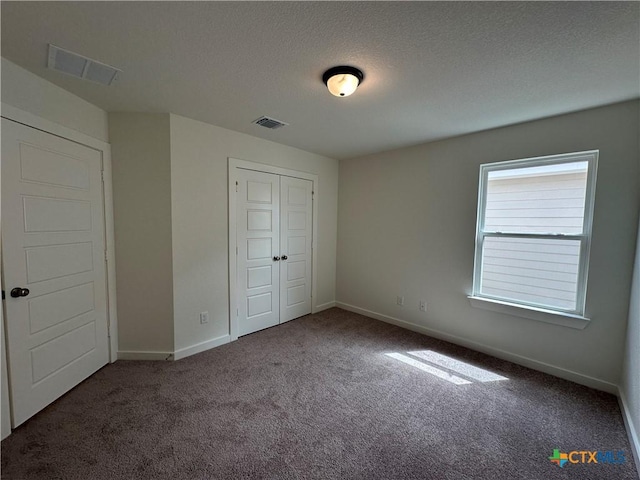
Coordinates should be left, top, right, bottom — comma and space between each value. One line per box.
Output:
253, 116, 289, 130
47, 44, 121, 86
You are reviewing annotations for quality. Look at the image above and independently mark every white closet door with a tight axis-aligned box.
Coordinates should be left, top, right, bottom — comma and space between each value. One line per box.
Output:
279, 176, 313, 323
1, 118, 109, 427
236, 169, 280, 336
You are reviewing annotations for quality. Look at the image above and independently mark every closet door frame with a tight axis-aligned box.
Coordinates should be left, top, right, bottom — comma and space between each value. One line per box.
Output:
228, 158, 318, 341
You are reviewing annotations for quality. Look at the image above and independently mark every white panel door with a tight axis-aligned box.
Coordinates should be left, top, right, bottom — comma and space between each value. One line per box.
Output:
236, 169, 313, 336
279, 176, 312, 323
237, 169, 280, 336
1, 119, 109, 427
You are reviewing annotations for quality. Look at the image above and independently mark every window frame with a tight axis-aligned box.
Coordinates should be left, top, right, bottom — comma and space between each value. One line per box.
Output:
471, 150, 599, 321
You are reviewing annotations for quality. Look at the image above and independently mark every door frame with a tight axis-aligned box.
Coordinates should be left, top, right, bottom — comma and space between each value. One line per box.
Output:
228, 158, 318, 341
1, 103, 118, 362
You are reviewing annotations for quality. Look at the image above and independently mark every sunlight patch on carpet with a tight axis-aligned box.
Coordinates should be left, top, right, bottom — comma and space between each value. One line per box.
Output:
386, 350, 508, 384
385, 352, 472, 385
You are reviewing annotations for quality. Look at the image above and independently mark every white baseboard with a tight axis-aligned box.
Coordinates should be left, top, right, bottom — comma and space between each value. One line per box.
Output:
314, 301, 336, 313
118, 334, 231, 362
618, 388, 640, 477
117, 351, 174, 361
336, 302, 618, 394
173, 335, 230, 361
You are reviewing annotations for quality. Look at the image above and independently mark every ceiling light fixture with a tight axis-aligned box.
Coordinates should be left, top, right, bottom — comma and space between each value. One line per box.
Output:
322, 66, 364, 97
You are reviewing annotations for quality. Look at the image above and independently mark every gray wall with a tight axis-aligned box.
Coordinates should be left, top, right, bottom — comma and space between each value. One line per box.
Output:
1, 58, 109, 142
337, 100, 639, 389
621, 214, 640, 462
108, 112, 339, 356
109, 113, 175, 354
169, 114, 339, 352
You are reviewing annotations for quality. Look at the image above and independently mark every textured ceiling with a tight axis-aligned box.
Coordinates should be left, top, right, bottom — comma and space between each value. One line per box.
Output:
2, 1, 639, 160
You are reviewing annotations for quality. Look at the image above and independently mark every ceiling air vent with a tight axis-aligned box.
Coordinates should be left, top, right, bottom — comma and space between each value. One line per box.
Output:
47, 44, 121, 86
253, 116, 289, 130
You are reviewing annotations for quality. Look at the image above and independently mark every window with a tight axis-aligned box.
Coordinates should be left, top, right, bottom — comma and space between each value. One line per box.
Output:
471, 151, 598, 320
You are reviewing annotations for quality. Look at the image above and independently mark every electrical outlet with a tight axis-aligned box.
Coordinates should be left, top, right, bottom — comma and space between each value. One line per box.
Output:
200, 311, 209, 324
419, 301, 427, 312
397, 296, 404, 306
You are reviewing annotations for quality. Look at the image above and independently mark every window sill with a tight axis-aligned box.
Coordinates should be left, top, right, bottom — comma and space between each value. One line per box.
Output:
467, 296, 590, 330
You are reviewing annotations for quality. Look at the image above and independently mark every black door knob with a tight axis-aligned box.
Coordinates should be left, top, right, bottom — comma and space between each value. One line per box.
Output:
10, 287, 30, 298
273, 256, 281, 261
281, 255, 288, 260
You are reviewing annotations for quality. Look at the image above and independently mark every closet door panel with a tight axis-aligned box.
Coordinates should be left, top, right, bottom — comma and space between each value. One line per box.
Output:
236, 170, 280, 336
279, 176, 313, 323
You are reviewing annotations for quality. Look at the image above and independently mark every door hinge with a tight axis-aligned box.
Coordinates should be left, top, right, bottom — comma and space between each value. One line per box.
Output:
101, 170, 105, 183
236, 246, 238, 255
235, 181, 239, 192
1, 290, 4, 300
104, 250, 108, 262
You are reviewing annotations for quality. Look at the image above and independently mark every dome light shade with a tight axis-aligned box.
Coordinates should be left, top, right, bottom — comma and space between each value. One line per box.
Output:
322, 66, 364, 97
